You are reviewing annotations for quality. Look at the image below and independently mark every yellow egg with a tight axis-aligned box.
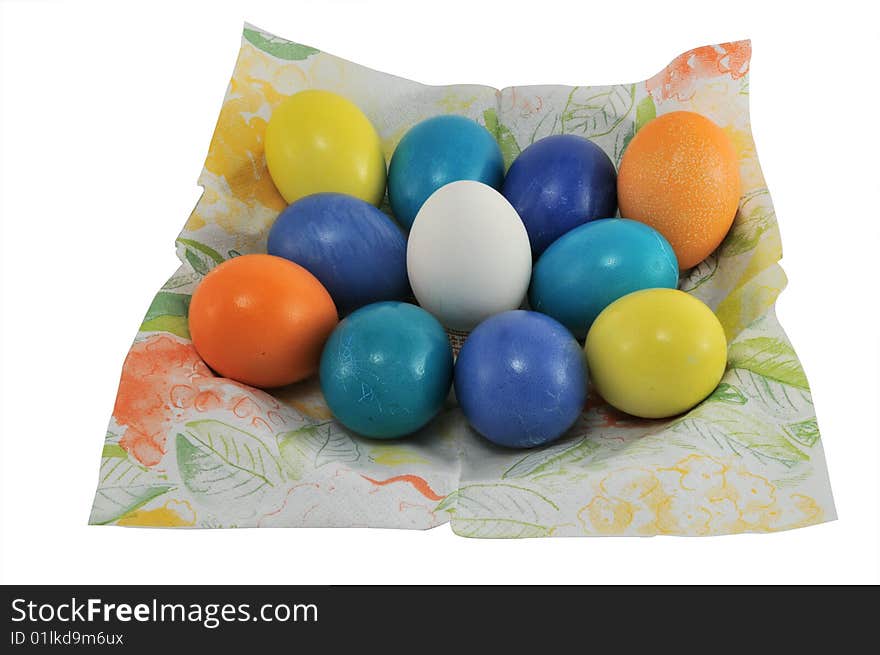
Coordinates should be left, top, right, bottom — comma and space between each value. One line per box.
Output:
585, 288, 727, 418
265, 90, 386, 205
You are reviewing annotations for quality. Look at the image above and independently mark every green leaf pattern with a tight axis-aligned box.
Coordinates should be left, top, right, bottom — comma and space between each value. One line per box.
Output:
140, 291, 191, 338
560, 84, 635, 138
90, 438, 174, 525
176, 420, 285, 519
438, 484, 559, 538
728, 337, 810, 390
243, 28, 320, 61
277, 422, 361, 479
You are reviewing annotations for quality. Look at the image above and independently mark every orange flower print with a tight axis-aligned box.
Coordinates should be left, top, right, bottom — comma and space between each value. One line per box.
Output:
115, 336, 214, 466
646, 41, 751, 101
114, 334, 289, 467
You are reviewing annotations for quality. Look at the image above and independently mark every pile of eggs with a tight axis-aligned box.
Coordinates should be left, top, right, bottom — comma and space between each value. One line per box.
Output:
188, 89, 740, 448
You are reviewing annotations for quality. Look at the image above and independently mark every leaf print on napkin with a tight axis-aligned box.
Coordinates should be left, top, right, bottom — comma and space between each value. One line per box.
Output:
560, 84, 635, 138
482, 108, 521, 169
728, 337, 809, 390
90, 442, 174, 525
177, 420, 285, 519
140, 292, 191, 338
502, 437, 599, 479
176, 238, 225, 276
670, 404, 808, 467
438, 484, 559, 538
277, 422, 361, 479
243, 28, 320, 61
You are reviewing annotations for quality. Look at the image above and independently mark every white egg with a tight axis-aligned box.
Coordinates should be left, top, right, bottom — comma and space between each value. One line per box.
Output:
406, 180, 532, 331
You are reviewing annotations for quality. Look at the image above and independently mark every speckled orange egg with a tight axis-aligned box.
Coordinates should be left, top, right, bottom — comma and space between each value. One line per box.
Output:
617, 111, 741, 269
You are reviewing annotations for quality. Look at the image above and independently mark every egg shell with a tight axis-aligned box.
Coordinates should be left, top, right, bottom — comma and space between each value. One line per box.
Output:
529, 218, 679, 339
585, 288, 727, 418
406, 180, 532, 331
388, 115, 504, 229
617, 111, 741, 269
188, 254, 338, 388
454, 310, 589, 448
267, 193, 409, 316
265, 90, 387, 206
502, 134, 618, 256
319, 302, 454, 439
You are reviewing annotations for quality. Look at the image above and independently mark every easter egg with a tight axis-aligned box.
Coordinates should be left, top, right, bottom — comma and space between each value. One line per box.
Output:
585, 288, 727, 418
406, 180, 531, 331
265, 90, 386, 206
319, 302, 454, 438
529, 219, 679, 339
502, 134, 617, 256
455, 311, 588, 448
388, 115, 504, 229
267, 193, 409, 316
189, 254, 338, 388
617, 111, 741, 269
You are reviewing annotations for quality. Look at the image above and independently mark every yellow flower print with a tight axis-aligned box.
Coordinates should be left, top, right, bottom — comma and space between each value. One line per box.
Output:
184, 208, 207, 232
117, 500, 196, 527
600, 467, 661, 502
655, 495, 713, 536
195, 172, 280, 243
203, 75, 287, 217
758, 494, 824, 532
668, 454, 728, 498
578, 496, 636, 535
579, 468, 670, 535
726, 470, 775, 511
438, 93, 479, 113
577, 454, 824, 536
197, 44, 316, 237
705, 497, 743, 533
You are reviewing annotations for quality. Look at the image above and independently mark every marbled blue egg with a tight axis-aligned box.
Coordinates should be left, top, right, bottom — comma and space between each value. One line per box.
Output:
454, 310, 588, 448
529, 218, 679, 339
502, 134, 617, 256
268, 193, 409, 315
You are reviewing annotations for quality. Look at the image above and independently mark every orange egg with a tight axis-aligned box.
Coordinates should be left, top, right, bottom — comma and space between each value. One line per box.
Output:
617, 111, 741, 269
188, 254, 338, 388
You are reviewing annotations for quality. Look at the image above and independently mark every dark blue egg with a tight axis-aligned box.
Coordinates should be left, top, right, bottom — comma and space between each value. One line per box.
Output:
454, 310, 588, 448
530, 219, 679, 339
388, 115, 504, 229
267, 193, 409, 315
320, 302, 454, 438
502, 134, 617, 256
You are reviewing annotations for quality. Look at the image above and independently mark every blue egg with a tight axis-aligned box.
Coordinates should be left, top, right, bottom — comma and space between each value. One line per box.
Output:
388, 115, 504, 229
267, 193, 409, 315
320, 302, 453, 439
502, 134, 617, 256
530, 218, 679, 339
454, 311, 588, 448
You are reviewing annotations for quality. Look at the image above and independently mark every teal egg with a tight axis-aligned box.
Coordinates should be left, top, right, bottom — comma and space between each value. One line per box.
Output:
529, 219, 679, 339
319, 302, 453, 438
388, 115, 504, 230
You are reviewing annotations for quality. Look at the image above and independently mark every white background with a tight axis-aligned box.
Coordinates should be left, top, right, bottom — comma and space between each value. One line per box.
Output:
1, 0, 878, 584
